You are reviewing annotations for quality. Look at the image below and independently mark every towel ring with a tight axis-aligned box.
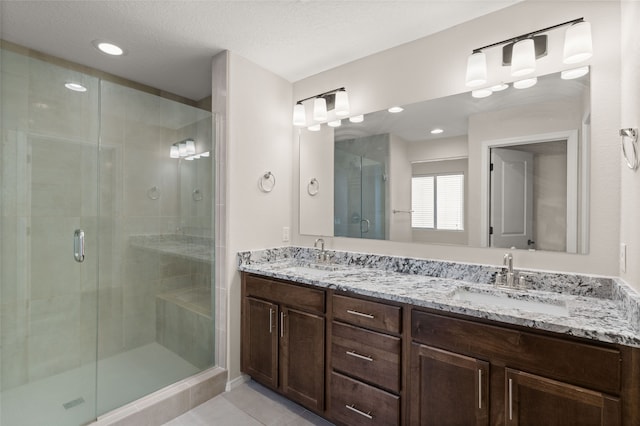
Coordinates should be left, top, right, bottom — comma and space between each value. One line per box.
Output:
307, 178, 319, 196
147, 186, 160, 200
620, 128, 639, 171
258, 171, 276, 193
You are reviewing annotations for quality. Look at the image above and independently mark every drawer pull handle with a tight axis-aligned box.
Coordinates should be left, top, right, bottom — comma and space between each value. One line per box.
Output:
280, 312, 286, 337
269, 308, 273, 334
346, 350, 373, 362
345, 404, 373, 420
347, 309, 374, 319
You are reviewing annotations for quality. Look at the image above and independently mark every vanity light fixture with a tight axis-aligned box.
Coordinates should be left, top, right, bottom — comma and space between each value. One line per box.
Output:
328, 120, 342, 128
465, 18, 591, 93
65, 82, 87, 92
349, 115, 364, 123
490, 83, 509, 92
308, 124, 321, 132
388, 106, 404, 113
292, 87, 350, 126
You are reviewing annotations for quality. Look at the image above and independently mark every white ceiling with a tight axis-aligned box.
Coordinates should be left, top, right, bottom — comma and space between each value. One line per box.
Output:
0, 0, 520, 101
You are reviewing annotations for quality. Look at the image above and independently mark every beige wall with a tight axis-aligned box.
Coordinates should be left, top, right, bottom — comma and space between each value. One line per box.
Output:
620, 0, 640, 290
219, 52, 293, 382
292, 1, 622, 276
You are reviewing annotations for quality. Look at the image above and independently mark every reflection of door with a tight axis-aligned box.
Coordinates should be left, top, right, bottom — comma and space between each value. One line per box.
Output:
490, 148, 534, 249
334, 149, 386, 239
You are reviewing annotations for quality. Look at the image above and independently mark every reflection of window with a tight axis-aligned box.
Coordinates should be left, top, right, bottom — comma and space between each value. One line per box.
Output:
411, 174, 464, 230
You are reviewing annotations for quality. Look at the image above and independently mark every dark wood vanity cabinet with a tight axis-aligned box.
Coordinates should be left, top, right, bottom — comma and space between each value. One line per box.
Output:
410, 309, 632, 426
241, 274, 325, 412
328, 294, 403, 425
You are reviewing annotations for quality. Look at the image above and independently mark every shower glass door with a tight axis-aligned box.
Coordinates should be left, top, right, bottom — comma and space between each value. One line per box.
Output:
1, 47, 100, 426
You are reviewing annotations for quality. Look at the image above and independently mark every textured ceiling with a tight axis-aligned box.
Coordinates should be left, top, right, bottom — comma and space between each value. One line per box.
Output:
0, 1, 520, 101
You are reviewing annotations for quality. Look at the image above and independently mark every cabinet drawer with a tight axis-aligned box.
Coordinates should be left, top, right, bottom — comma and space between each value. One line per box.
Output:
412, 310, 621, 394
245, 275, 325, 313
331, 371, 400, 426
332, 321, 401, 393
333, 294, 401, 333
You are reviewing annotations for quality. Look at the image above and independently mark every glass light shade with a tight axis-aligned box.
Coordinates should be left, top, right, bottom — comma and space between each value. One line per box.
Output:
293, 102, 306, 126
511, 39, 536, 77
465, 52, 487, 88
513, 77, 537, 89
334, 90, 350, 117
491, 83, 509, 92
178, 142, 187, 157
170, 145, 180, 158
185, 139, 196, 155
328, 120, 341, 128
472, 88, 493, 98
313, 97, 327, 122
308, 124, 321, 132
561, 66, 589, 80
563, 21, 592, 64
349, 115, 364, 123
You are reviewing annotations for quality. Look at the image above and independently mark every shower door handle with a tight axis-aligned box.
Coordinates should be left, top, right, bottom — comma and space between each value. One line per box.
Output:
74, 229, 85, 263
360, 219, 370, 234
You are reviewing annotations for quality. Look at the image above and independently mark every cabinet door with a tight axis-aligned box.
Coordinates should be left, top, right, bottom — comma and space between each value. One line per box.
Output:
242, 297, 278, 389
280, 306, 325, 412
409, 343, 489, 426
505, 369, 620, 426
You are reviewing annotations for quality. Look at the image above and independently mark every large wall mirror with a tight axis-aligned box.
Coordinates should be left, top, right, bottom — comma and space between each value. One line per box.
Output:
299, 71, 590, 254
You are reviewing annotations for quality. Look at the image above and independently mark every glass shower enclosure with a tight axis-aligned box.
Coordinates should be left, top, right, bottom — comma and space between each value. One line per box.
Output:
0, 45, 215, 426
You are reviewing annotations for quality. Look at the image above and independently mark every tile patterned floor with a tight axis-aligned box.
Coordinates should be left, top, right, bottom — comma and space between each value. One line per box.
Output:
163, 380, 335, 425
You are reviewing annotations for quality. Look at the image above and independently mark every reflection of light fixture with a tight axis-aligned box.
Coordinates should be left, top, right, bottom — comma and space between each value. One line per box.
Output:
170, 139, 200, 159
388, 106, 404, 113
328, 120, 341, 127
561, 66, 589, 80
349, 115, 364, 123
430, 128, 444, 135
472, 88, 493, 98
513, 77, 537, 89
465, 18, 591, 94
65, 82, 87, 92
563, 21, 592, 64
201, 152, 210, 157
292, 87, 350, 126
491, 83, 509, 92
308, 124, 321, 132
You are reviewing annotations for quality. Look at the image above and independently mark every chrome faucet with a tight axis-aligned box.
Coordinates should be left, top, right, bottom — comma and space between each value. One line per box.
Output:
503, 253, 515, 287
314, 238, 328, 263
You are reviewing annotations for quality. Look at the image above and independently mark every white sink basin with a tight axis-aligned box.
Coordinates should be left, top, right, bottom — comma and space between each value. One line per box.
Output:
452, 288, 569, 317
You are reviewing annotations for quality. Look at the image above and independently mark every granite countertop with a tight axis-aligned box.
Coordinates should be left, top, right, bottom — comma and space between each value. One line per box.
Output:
238, 247, 640, 348
130, 234, 213, 263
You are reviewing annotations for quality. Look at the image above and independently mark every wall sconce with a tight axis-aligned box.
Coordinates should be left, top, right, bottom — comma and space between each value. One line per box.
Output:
292, 87, 350, 127
465, 17, 592, 97
169, 138, 197, 159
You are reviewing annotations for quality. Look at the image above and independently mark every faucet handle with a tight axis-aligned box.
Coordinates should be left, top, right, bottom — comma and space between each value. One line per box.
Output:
495, 272, 505, 287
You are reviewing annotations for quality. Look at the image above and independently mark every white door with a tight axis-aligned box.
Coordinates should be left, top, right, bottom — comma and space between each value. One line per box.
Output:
490, 148, 534, 249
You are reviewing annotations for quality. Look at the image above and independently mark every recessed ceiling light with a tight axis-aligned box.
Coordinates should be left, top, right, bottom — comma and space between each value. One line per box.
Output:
65, 82, 87, 92
472, 88, 493, 98
430, 128, 444, 135
349, 115, 364, 123
328, 120, 341, 128
92, 40, 125, 56
561, 66, 589, 80
388, 106, 404, 113
491, 83, 509, 92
